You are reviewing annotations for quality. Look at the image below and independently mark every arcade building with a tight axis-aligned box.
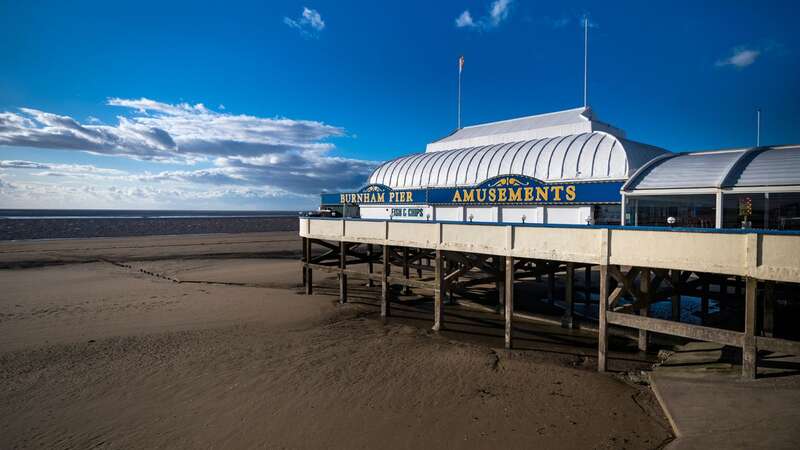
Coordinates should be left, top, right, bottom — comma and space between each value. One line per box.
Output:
321, 107, 800, 230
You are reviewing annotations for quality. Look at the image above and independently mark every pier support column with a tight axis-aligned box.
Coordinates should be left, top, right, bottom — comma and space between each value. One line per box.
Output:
497, 256, 505, 308
339, 241, 347, 304
584, 266, 592, 303
562, 263, 576, 329
433, 249, 444, 331
701, 280, 709, 325
763, 281, 774, 338
505, 256, 514, 349
598, 265, 609, 372
638, 268, 650, 352
381, 245, 390, 321
305, 238, 313, 295
402, 247, 411, 295
301, 237, 307, 287
366, 244, 375, 287
743, 277, 758, 379
671, 270, 681, 321
547, 269, 556, 305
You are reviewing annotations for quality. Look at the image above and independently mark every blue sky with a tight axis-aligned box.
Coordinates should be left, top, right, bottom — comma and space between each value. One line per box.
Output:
0, 0, 797, 209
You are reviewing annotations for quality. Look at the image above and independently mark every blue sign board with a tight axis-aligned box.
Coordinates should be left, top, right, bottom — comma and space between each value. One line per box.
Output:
320, 175, 623, 206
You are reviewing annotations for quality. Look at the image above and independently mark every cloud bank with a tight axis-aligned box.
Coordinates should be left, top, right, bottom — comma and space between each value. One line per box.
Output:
455, 0, 512, 30
284, 7, 326, 38
0, 98, 378, 208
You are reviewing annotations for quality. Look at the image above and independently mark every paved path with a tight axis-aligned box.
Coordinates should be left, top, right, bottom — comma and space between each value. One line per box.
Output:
649, 341, 800, 449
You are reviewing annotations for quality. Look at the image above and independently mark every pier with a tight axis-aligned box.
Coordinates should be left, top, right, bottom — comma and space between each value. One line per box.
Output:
300, 217, 800, 379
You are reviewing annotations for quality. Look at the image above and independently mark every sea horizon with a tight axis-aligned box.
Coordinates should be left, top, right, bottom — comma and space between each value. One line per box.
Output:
0, 209, 301, 220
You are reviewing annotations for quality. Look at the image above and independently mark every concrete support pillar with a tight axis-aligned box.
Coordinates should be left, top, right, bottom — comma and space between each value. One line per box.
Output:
339, 241, 347, 304
743, 277, 758, 379
433, 249, 444, 331
301, 237, 307, 287
381, 245, 390, 321
547, 269, 556, 305
366, 244, 374, 287
638, 268, 650, 352
562, 263, 576, 329
701, 280, 709, 325
598, 265, 609, 372
505, 256, 514, 349
584, 266, 592, 303
305, 238, 313, 295
763, 281, 775, 338
497, 256, 505, 307
402, 247, 411, 295
671, 270, 681, 321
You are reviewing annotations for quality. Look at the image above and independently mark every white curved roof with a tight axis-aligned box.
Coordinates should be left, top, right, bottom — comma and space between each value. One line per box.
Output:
426, 107, 625, 152
623, 145, 800, 191
369, 131, 667, 189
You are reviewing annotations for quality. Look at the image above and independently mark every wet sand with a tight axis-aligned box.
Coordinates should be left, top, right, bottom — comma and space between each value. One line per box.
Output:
0, 232, 672, 449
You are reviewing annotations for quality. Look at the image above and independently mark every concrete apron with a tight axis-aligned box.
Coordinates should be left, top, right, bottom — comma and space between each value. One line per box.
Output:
647, 341, 800, 449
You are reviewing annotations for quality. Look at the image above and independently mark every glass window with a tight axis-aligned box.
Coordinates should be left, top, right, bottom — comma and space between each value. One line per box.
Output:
593, 204, 621, 225
625, 195, 716, 228
767, 193, 800, 230
723, 193, 765, 229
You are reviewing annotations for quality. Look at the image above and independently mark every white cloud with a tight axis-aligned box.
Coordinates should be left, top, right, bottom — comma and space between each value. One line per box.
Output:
284, 7, 325, 38
0, 99, 378, 197
455, 0, 512, 30
455, 11, 475, 28
716, 46, 761, 69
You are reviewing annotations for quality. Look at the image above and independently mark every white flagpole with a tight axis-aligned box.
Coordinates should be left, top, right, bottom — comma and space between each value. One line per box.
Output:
458, 57, 463, 129
756, 108, 761, 146
583, 17, 588, 108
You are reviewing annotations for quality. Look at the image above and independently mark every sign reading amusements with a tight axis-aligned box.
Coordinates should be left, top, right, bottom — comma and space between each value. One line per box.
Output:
320, 175, 624, 206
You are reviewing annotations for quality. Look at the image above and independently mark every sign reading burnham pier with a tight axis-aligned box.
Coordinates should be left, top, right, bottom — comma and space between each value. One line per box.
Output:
320, 175, 623, 206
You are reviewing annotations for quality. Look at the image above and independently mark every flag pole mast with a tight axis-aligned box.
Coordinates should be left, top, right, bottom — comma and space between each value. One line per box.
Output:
458, 57, 463, 129
756, 108, 761, 146
583, 17, 588, 108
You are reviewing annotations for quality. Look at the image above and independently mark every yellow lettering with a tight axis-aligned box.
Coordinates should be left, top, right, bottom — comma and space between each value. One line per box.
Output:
524, 187, 534, 202
508, 188, 522, 202
535, 187, 548, 201
452, 190, 462, 202
377, 192, 385, 202
488, 188, 497, 202
462, 189, 475, 202
552, 185, 564, 201
340, 194, 346, 203
565, 185, 576, 201
498, 189, 507, 202
476, 189, 486, 202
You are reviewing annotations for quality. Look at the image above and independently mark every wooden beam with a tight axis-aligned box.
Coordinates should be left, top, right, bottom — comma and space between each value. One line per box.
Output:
339, 241, 347, 304
381, 245, 390, 321
367, 244, 375, 287
301, 237, 307, 287
402, 247, 411, 295
562, 262, 576, 329
505, 256, 514, 349
584, 266, 592, 303
598, 265, 609, 372
671, 270, 681, 321
497, 256, 505, 306
638, 268, 650, 352
743, 277, 757, 379
763, 281, 774, 338
756, 336, 800, 355
305, 238, 313, 295
433, 249, 444, 331
607, 311, 743, 347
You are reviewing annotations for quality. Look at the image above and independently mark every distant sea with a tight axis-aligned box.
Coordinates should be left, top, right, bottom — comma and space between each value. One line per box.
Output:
0, 209, 298, 219
0, 210, 300, 240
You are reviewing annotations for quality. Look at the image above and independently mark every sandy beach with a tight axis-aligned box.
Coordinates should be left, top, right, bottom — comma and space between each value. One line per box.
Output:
0, 231, 672, 449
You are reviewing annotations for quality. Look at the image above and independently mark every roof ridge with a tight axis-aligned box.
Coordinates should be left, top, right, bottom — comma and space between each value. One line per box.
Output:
460, 106, 588, 130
